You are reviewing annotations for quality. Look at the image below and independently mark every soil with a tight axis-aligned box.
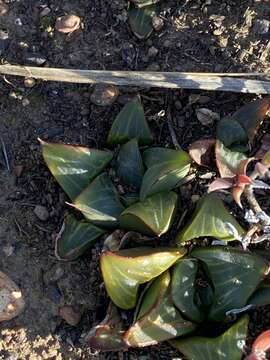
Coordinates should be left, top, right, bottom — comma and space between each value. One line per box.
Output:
0, 0, 270, 359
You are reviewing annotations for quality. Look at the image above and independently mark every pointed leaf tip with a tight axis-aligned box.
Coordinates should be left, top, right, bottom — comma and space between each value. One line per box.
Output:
140, 148, 190, 200
101, 247, 186, 309
72, 173, 125, 228
107, 96, 153, 146
40, 141, 113, 200
176, 193, 245, 244
55, 214, 106, 261
120, 191, 178, 236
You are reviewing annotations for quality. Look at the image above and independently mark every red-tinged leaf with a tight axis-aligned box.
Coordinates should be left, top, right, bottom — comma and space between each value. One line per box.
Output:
249, 330, 270, 360
188, 138, 216, 167
255, 134, 270, 160
101, 247, 186, 309
232, 185, 244, 208
237, 174, 253, 186
237, 158, 254, 176
232, 98, 270, 142
84, 303, 128, 351
215, 140, 247, 178
208, 178, 234, 193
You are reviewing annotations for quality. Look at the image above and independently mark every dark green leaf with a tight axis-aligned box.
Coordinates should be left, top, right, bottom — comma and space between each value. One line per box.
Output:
170, 315, 249, 360
248, 280, 270, 307
107, 96, 153, 146
70, 173, 125, 228
192, 246, 269, 321
101, 247, 186, 309
129, 5, 157, 40
55, 214, 106, 261
176, 193, 245, 245
120, 192, 178, 236
140, 148, 191, 200
40, 139, 113, 200
171, 258, 204, 323
232, 99, 270, 142
121, 193, 140, 207
215, 140, 247, 178
217, 117, 248, 149
117, 139, 144, 190
124, 271, 196, 347
84, 303, 128, 351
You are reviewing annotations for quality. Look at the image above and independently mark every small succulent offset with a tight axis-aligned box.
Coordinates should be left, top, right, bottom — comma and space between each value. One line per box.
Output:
41, 95, 270, 359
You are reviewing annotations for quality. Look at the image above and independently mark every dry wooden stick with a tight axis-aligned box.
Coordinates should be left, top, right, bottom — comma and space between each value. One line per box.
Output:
1, 65, 270, 94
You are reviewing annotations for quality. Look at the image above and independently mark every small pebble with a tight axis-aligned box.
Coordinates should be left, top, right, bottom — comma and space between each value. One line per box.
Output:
34, 205, 49, 221
90, 84, 119, 106
253, 19, 270, 34
58, 305, 81, 326
24, 78, 36, 88
148, 46, 159, 58
152, 16, 164, 31
22, 98, 30, 107
0, 1, 9, 15
196, 108, 220, 126
55, 15, 81, 33
199, 172, 214, 180
174, 100, 182, 110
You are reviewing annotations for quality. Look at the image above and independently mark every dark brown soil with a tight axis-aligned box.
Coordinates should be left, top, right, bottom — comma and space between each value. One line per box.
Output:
0, 0, 270, 359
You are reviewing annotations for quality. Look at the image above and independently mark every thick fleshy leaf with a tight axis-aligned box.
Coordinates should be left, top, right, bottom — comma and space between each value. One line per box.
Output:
121, 193, 140, 207
170, 315, 249, 360
107, 96, 152, 146
70, 173, 125, 228
84, 303, 127, 351
176, 193, 245, 245
248, 280, 270, 307
129, 5, 157, 39
217, 117, 248, 149
117, 139, 144, 190
232, 99, 270, 142
55, 214, 106, 261
140, 148, 191, 200
171, 258, 204, 323
101, 247, 186, 309
192, 246, 269, 321
215, 140, 247, 178
208, 177, 234, 193
40, 139, 113, 200
120, 192, 178, 236
124, 271, 196, 347
188, 138, 216, 167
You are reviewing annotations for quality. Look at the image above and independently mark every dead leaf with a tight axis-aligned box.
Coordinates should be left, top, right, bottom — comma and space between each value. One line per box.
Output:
58, 305, 81, 326
55, 15, 81, 33
208, 178, 234, 193
188, 138, 216, 167
90, 84, 119, 106
255, 134, 270, 159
